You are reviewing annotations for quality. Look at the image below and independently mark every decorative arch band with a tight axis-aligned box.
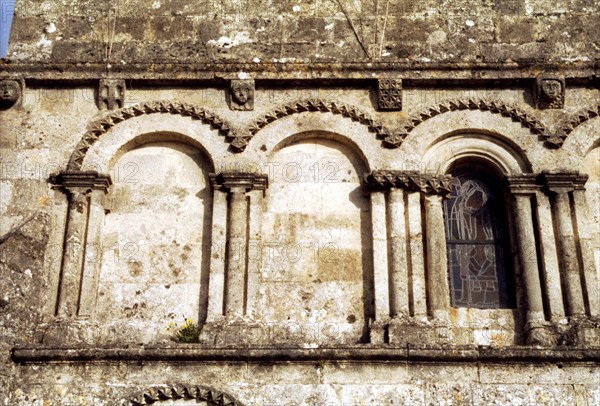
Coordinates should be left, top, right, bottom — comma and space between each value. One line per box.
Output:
396, 99, 599, 148
66, 101, 239, 171
243, 98, 399, 150
66, 98, 599, 171
128, 385, 245, 406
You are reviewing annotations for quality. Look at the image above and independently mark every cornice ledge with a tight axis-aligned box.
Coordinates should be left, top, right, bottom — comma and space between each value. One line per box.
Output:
11, 345, 600, 364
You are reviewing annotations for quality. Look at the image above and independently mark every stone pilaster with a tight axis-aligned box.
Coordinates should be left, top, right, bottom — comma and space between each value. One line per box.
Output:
573, 175, 600, 318
49, 171, 112, 319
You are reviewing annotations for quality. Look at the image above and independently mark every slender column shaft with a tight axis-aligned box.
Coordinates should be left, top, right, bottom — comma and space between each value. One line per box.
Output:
407, 191, 427, 317
245, 189, 263, 316
225, 188, 248, 317
424, 194, 450, 320
45, 189, 69, 316
387, 188, 409, 317
535, 192, 565, 319
553, 191, 585, 316
56, 189, 90, 318
513, 194, 545, 322
206, 190, 228, 320
77, 189, 108, 317
371, 191, 390, 320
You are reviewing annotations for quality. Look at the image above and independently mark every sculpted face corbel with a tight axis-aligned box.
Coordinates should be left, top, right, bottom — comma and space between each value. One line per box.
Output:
535, 75, 565, 109
230, 79, 254, 111
0, 80, 23, 109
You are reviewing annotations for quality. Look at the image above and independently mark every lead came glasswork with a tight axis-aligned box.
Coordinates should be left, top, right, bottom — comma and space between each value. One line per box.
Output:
444, 175, 513, 308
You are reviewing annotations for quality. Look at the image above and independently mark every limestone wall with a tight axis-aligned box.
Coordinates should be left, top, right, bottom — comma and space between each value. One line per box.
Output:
5, 0, 600, 69
1, 0, 599, 405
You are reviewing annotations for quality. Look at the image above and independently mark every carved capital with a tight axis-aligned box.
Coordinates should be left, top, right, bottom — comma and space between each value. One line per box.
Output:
534, 74, 565, 109
97, 79, 126, 110
210, 172, 268, 192
363, 170, 452, 197
0, 79, 23, 109
573, 173, 589, 191
230, 79, 254, 111
541, 171, 581, 194
49, 170, 112, 194
505, 174, 541, 195
377, 79, 402, 111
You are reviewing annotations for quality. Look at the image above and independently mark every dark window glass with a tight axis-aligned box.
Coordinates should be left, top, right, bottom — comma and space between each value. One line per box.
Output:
443, 174, 514, 308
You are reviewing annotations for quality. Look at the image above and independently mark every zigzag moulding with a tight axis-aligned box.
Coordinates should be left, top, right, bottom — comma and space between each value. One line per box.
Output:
66, 101, 240, 171
244, 98, 404, 150
66, 98, 597, 172
128, 385, 245, 406
391, 98, 554, 147
555, 103, 600, 146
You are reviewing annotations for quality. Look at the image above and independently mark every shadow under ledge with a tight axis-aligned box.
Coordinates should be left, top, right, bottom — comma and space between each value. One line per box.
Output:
11, 345, 600, 365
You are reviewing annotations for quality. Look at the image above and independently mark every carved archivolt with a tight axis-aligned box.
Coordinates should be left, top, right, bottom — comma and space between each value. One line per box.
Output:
400, 99, 600, 148
129, 385, 245, 406
394, 98, 552, 147
66, 98, 600, 171
245, 98, 399, 149
557, 103, 600, 145
67, 101, 239, 171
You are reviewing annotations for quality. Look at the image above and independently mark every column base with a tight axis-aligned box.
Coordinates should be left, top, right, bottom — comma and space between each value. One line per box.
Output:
35, 319, 100, 346
368, 318, 390, 345
557, 316, 600, 346
200, 317, 268, 347
524, 320, 559, 346
388, 316, 452, 346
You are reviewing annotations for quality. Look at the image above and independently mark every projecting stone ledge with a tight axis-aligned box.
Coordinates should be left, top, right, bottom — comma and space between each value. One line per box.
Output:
11, 345, 600, 364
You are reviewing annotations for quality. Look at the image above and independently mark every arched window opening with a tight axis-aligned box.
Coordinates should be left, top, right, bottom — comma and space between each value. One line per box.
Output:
443, 163, 515, 309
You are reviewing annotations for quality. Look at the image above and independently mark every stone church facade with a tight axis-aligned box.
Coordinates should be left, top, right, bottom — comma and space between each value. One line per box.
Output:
0, 1, 599, 404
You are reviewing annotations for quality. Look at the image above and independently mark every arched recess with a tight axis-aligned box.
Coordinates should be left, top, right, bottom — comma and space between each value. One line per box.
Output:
78, 112, 227, 174
94, 132, 214, 343
403, 111, 539, 173
253, 131, 373, 344
242, 110, 398, 170
127, 385, 246, 406
244, 98, 399, 149
422, 131, 530, 345
421, 130, 532, 176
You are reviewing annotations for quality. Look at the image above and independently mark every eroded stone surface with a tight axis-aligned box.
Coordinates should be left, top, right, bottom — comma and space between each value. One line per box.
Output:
1, 0, 599, 404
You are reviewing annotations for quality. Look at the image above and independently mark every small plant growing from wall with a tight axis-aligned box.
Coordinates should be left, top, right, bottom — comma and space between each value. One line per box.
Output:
168, 317, 200, 343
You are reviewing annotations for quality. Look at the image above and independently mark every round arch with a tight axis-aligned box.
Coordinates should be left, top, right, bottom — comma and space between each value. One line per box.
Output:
68, 100, 234, 172
244, 113, 402, 171
79, 112, 229, 174
400, 109, 542, 173
562, 118, 600, 161
420, 130, 533, 176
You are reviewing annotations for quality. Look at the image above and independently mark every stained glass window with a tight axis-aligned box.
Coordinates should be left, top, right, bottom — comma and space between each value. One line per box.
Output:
443, 174, 514, 308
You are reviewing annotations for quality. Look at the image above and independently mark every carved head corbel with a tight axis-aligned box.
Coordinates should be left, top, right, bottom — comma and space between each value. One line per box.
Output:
230, 79, 254, 111
0, 80, 22, 110
534, 75, 565, 109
